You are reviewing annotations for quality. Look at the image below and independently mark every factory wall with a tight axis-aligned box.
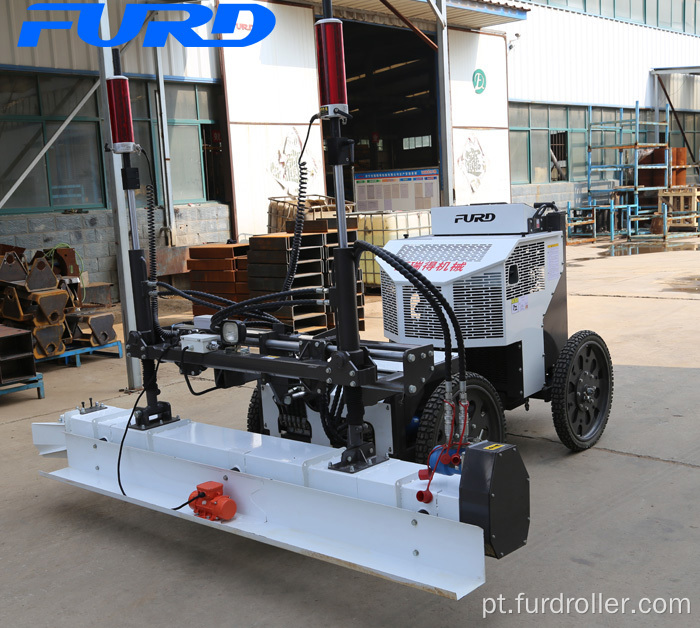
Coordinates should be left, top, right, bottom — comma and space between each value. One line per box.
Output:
0, 1, 228, 301
221, 2, 325, 238
501, 4, 700, 208
0, 0, 219, 80
502, 5, 700, 109
0, 203, 230, 299
448, 28, 511, 205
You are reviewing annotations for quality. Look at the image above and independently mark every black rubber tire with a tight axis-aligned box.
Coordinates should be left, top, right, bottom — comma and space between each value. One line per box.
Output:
247, 386, 270, 435
551, 330, 613, 452
414, 373, 506, 464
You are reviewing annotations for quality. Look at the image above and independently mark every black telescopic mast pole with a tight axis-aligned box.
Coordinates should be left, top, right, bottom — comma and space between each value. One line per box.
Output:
319, 0, 373, 468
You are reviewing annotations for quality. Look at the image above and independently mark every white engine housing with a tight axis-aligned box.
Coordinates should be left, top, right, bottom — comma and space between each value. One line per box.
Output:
377, 204, 565, 399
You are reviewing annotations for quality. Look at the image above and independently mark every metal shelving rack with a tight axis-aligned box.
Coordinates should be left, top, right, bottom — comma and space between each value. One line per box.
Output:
585, 101, 671, 240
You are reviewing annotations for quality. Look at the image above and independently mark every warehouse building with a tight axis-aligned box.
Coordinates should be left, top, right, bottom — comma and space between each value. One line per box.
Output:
505, 1, 700, 206
1, 0, 700, 298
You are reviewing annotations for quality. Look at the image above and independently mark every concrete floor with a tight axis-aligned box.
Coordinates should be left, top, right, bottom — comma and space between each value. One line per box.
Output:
1, 240, 699, 627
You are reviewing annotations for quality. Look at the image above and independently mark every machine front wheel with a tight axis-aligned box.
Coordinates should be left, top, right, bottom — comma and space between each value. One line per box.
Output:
551, 330, 613, 452
414, 373, 506, 464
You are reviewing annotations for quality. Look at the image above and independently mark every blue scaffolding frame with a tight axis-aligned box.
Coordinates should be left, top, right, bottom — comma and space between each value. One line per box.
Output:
585, 101, 671, 241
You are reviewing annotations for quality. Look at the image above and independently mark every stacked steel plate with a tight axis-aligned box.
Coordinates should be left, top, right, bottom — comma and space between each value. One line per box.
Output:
0, 250, 116, 359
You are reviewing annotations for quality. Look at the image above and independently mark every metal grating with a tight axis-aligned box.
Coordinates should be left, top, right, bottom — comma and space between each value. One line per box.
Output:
401, 285, 444, 341
453, 273, 504, 339
380, 271, 398, 336
395, 243, 491, 263
505, 241, 545, 300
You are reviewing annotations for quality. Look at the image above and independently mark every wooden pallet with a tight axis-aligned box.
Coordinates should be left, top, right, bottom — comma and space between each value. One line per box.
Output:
658, 187, 700, 228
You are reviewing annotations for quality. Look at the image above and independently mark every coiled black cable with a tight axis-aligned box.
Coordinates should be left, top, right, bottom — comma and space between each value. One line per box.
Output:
282, 114, 319, 292
284, 161, 307, 290
144, 184, 179, 341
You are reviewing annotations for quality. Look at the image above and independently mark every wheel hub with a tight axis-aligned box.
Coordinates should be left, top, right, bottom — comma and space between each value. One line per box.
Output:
575, 370, 598, 411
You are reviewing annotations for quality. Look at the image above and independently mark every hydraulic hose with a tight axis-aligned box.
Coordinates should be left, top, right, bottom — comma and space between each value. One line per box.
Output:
222, 299, 324, 315
211, 288, 321, 328
319, 390, 346, 447
353, 241, 457, 383
156, 282, 281, 326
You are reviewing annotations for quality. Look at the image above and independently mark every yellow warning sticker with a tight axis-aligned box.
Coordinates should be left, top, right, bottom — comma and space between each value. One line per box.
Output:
547, 243, 559, 248
484, 443, 505, 451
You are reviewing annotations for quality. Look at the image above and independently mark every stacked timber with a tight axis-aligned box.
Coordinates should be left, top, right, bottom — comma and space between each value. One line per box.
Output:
247, 233, 327, 334
187, 243, 249, 317
245, 220, 366, 334
321, 227, 365, 332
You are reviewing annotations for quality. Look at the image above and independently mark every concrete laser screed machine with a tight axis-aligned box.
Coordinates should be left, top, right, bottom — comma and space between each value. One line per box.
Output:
31, 1, 613, 600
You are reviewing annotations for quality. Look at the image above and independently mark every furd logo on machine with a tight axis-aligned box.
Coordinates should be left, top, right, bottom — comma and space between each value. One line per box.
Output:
454, 213, 496, 224
17, 2, 276, 48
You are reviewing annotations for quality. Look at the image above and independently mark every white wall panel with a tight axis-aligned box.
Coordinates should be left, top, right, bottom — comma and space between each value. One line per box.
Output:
502, 6, 700, 109
221, 2, 318, 124
222, 2, 324, 237
453, 129, 511, 205
229, 123, 325, 238
449, 30, 508, 129
448, 29, 511, 204
0, 0, 219, 80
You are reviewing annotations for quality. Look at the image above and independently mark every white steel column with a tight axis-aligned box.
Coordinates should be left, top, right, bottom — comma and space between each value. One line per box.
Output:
436, 0, 454, 206
98, 0, 141, 390
154, 47, 176, 246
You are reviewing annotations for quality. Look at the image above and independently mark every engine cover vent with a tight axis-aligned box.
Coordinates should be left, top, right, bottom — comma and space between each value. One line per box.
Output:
505, 241, 545, 300
401, 286, 444, 341
395, 243, 491, 264
453, 272, 504, 339
380, 271, 398, 336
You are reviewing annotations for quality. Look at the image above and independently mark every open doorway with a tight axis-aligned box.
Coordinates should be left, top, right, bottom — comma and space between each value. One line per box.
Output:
325, 21, 438, 201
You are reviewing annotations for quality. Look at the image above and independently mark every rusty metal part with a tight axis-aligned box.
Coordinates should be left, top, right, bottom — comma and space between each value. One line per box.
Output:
26, 257, 58, 291
34, 289, 69, 326
0, 324, 36, 385
0, 287, 32, 322
32, 325, 65, 359
0, 243, 26, 257
58, 278, 80, 311
1, 286, 69, 326
155, 245, 189, 276
47, 247, 80, 278
82, 282, 112, 307
0, 252, 28, 284
62, 320, 73, 344
66, 312, 117, 347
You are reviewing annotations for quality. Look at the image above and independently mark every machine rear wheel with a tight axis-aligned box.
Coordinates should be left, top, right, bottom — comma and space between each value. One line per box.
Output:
414, 373, 506, 464
551, 330, 613, 452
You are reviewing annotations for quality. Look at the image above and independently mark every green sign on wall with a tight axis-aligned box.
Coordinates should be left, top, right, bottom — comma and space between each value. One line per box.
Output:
472, 69, 486, 94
